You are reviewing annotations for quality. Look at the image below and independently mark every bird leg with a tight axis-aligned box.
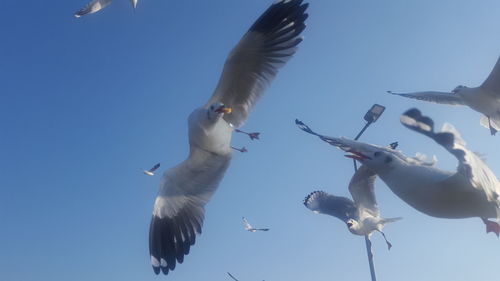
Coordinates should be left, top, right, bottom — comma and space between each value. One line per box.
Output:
481, 218, 500, 237
377, 230, 393, 250
488, 116, 497, 136
231, 146, 248, 153
235, 129, 260, 140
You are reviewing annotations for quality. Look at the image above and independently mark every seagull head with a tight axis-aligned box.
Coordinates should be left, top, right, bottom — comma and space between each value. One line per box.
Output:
322, 136, 406, 174
346, 219, 360, 233
207, 102, 232, 120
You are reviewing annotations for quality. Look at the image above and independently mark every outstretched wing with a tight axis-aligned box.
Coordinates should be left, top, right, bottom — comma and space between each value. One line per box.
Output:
242, 217, 253, 230
401, 108, 500, 201
205, 0, 308, 128
480, 56, 500, 96
74, 0, 113, 17
348, 165, 379, 218
388, 90, 465, 105
149, 149, 231, 275
304, 191, 357, 223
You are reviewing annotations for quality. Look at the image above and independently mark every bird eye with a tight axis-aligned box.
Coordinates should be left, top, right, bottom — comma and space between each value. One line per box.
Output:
385, 156, 393, 163
374, 151, 381, 157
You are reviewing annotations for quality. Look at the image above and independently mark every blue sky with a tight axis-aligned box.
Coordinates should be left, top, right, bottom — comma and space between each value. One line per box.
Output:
2, 0, 500, 280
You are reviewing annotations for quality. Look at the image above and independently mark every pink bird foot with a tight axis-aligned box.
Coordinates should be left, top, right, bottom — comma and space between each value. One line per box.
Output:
482, 218, 500, 237
235, 129, 260, 140
231, 146, 248, 153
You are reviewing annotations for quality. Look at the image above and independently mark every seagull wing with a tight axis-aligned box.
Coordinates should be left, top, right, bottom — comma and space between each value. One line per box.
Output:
149, 148, 231, 275
74, 0, 113, 17
388, 91, 465, 105
130, 0, 138, 9
205, 0, 308, 128
348, 165, 379, 218
242, 217, 253, 230
304, 191, 357, 223
480, 56, 500, 95
227, 272, 240, 281
401, 108, 500, 201
150, 163, 161, 172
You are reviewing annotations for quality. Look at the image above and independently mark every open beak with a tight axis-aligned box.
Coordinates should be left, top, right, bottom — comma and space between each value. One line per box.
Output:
215, 106, 232, 114
344, 149, 371, 161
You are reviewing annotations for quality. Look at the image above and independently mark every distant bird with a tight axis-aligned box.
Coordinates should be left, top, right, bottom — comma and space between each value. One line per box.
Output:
74, 0, 137, 18
388, 56, 500, 135
304, 165, 401, 249
242, 217, 270, 232
149, 0, 308, 275
227, 272, 240, 281
143, 163, 160, 176
296, 109, 500, 237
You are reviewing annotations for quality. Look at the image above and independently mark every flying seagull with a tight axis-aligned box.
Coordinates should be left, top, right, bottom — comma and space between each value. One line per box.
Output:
296, 110, 500, 237
74, 0, 137, 17
304, 165, 401, 250
388, 56, 500, 135
242, 217, 270, 232
149, 0, 308, 275
143, 163, 160, 176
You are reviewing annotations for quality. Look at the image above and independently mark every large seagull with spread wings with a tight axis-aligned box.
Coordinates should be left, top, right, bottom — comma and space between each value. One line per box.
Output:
149, 0, 308, 275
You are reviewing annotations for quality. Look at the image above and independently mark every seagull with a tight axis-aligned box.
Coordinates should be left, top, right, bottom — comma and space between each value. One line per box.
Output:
388, 56, 500, 135
149, 1, 308, 275
304, 165, 401, 250
242, 217, 270, 232
74, 0, 137, 18
143, 163, 160, 176
296, 110, 500, 237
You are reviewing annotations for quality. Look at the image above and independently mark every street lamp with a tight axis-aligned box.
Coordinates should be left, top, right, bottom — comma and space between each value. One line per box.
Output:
354, 104, 386, 141
352, 104, 386, 281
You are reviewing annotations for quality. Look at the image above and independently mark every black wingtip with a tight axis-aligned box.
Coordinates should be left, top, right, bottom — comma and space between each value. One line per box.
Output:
401, 108, 435, 137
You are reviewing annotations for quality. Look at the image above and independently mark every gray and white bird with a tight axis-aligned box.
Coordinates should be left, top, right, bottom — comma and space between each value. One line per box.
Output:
242, 217, 269, 232
149, 0, 308, 275
388, 56, 500, 135
304, 165, 401, 249
74, 0, 137, 17
143, 163, 160, 176
296, 109, 500, 237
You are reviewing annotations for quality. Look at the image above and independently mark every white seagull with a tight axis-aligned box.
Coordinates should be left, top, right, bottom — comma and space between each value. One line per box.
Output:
304, 165, 401, 250
74, 0, 137, 18
388, 56, 500, 135
242, 217, 270, 232
143, 163, 160, 176
296, 110, 500, 237
149, 0, 308, 275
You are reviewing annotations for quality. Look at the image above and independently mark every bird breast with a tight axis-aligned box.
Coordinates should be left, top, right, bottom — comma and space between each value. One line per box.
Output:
188, 107, 233, 155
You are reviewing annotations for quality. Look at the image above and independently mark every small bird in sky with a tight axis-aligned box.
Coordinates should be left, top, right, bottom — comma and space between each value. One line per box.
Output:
74, 0, 137, 18
304, 165, 401, 250
242, 217, 270, 232
143, 163, 160, 176
388, 55, 500, 135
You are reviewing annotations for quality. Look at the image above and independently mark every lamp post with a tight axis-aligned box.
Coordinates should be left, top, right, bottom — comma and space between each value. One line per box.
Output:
353, 104, 386, 170
352, 104, 385, 281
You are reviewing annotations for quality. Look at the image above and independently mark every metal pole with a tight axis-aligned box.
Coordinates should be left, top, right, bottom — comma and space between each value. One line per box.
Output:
352, 120, 377, 281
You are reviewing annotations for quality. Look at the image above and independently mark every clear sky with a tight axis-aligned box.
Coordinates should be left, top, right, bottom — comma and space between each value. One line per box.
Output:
2, 1, 500, 280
